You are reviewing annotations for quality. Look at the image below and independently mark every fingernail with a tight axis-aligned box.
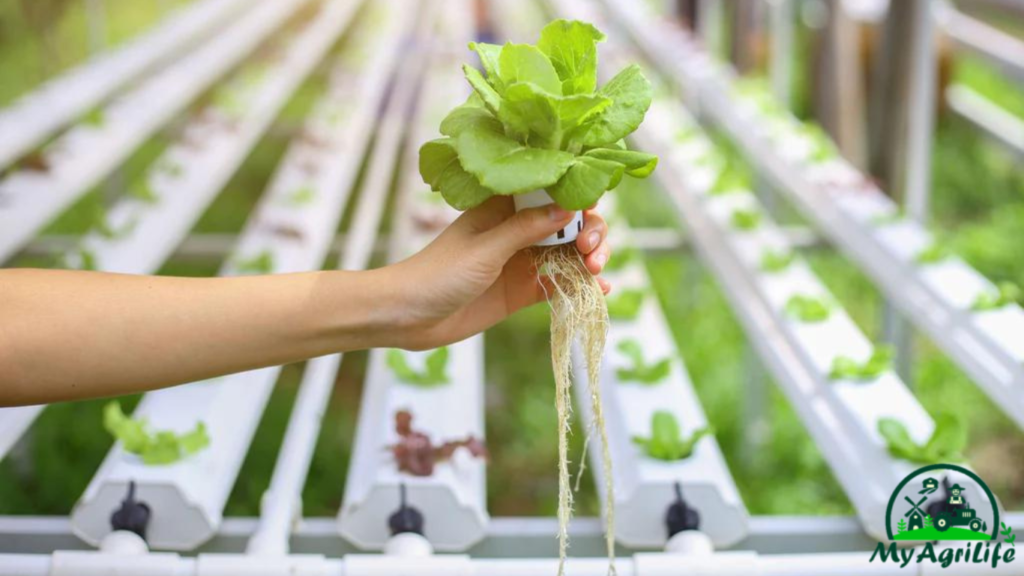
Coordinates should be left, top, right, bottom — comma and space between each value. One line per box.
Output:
587, 231, 600, 250
549, 205, 571, 221
595, 252, 607, 267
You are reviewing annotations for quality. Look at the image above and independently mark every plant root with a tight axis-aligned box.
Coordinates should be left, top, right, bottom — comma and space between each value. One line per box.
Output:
536, 243, 615, 576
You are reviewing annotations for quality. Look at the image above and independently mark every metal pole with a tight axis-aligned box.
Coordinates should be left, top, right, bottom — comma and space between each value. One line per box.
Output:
885, 0, 936, 383
770, 0, 794, 110
698, 0, 724, 59
904, 0, 937, 222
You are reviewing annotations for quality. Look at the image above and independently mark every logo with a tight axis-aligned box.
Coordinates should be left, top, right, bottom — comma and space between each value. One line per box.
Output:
871, 464, 1017, 569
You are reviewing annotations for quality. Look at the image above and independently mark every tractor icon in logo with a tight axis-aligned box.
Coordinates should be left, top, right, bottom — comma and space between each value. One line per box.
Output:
887, 464, 998, 542
933, 484, 985, 534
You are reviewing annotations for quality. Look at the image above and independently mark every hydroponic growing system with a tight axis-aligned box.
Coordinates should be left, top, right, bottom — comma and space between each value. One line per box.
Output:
1, 0, 1023, 574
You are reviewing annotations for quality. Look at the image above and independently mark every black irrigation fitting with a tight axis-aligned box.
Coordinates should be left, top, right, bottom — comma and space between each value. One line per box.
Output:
388, 483, 425, 536
110, 480, 151, 540
665, 481, 701, 538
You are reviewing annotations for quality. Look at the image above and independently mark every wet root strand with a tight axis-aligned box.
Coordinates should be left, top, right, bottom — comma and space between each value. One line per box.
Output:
535, 243, 615, 576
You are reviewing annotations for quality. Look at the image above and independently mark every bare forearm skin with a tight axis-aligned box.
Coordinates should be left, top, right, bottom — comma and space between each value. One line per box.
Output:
0, 268, 407, 406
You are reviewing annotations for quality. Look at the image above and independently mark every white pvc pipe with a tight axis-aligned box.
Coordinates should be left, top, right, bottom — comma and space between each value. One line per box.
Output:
0, 555, 50, 576
11, 549, 1024, 576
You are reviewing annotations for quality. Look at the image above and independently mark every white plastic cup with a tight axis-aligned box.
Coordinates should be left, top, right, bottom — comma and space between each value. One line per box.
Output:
512, 190, 584, 247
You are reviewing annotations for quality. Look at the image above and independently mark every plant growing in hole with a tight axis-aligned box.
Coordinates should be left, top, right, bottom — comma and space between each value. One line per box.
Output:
829, 345, 894, 381
104, 401, 210, 465
284, 185, 317, 206
615, 339, 671, 384
878, 413, 966, 465
971, 281, 1021, 311
417, 19, 659, 571
388, 410, 487, 476
607, 288, 645, 320
708, 159, 750, 196
785, 294, 832, 323
915, 240, 952, 265
82, 107, 105, 128
385, 347, 449, 387
632, 411, 712, 461
234, 250, 274, 274
91, 205, 137, 240
800, 123, 838, 164
129, 181, 160, 204
59, 247, 97, 271
730, 208, 761, 231
760, 249, 795, 273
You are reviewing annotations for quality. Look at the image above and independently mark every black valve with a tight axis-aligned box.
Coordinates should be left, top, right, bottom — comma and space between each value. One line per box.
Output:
110, 481, 151, 540
665, 482, 700, 538
388, 483, 424, 536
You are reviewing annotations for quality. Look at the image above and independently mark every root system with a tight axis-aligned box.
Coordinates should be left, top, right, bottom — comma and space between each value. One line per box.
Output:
536, 243, 615, 576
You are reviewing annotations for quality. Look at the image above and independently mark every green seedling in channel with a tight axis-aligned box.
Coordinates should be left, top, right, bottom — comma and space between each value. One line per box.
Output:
730, 208, 761, 231
607, 289, 645, 320
386, 347, 449, 387
971, 282, 1021, 311
234, 250, 275, 274
800, 123, 838, 164
616, 339, 671, 384
91, 205, 137, 240
104, 401, 210, 465
285, 185, 317, 206
760, 249, 795, 273
915, 240, 952, 265
878, 413, 966, 465
632, 411, 712, 461
785, 294, 832, 323
129, 181, 160, 204
829, 345, 894, 381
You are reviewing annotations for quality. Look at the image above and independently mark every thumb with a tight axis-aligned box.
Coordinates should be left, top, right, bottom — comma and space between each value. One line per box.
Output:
477, 203, 575, 260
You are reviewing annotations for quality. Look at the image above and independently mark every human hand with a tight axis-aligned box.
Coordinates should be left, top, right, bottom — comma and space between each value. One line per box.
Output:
383, 196, 612, 350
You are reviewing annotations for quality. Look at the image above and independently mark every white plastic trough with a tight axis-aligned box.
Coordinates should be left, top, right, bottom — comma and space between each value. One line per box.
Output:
575, 217, 749, 549
0, 0, 313, 264
0, 0, 252, 170
70, 0, 407, 551
338, 1, 489, 551
627, 95, 941, 540
65, 0, 369, 274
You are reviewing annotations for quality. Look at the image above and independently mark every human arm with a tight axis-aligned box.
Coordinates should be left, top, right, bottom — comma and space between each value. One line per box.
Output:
0, 198, 610, 406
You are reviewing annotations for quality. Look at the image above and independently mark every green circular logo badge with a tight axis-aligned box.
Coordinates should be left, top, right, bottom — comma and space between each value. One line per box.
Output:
885, 464, 1000, 542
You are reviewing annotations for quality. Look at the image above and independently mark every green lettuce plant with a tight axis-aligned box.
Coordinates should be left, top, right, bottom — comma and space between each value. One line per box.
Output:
915, 240, 952, 265
285, 185, 317, 206
730, 208, 761, 231
785, 294, 832, 323
760, 249, 795, 273
418, 19, 658, 210
235, 250, 275, 274
386, 347, 449, 387
632, 411, 712, 461
829, 345, 894, 381
878, 413, 966, 465
129, 181, 160, 204
607, 288, 645, 320
971, 281, 1021, 311
104, 401, 210, 465
616, 339, 671, 384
